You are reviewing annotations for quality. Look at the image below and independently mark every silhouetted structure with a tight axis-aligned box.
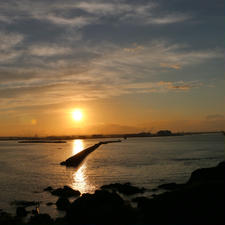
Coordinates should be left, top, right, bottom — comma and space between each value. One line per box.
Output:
156, 130, 172, 136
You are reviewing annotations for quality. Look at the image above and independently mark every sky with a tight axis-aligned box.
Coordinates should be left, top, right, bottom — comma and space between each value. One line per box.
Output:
0, 0, 224, 136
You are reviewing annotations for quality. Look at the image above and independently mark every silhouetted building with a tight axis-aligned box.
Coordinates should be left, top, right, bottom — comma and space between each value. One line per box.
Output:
157, 130, 172, 136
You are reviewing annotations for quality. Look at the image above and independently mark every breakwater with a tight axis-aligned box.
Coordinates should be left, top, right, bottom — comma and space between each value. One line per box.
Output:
60, 140, 121, 167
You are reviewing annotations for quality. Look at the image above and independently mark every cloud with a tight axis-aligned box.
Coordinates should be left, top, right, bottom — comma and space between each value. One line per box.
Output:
0, 40, 222, 110
85, 41, 222, 81
123, 80, 202, 93
160, 63, 181, 70
0, 0, 190, 27
0, 15, 12, 23
44, 14, 96, 27
0, 31, 24, 63
0, 32, 24, 51
159, 81, 203, 90
29, 45, 72, 56
149, 14, 191, 25
0, 79, 203, 112
73, 2, 135, 15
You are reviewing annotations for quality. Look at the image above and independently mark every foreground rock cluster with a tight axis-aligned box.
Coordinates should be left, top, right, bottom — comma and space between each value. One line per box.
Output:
1, 162, 224, 225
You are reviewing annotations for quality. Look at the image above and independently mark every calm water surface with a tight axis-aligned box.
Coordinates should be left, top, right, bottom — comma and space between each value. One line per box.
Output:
0, 133, 224, 217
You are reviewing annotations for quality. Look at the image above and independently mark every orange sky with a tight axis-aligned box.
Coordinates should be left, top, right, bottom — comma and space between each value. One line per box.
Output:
0, 94, 224, 136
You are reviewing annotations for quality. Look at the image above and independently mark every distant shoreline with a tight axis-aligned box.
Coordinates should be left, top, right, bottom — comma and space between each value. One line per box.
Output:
0, 131, 223, 142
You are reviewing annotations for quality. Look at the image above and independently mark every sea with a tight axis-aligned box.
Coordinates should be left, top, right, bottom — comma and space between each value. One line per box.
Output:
0, 133, 224, 217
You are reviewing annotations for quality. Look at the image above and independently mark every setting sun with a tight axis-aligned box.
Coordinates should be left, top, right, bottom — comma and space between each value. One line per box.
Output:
72, 109, 83, 121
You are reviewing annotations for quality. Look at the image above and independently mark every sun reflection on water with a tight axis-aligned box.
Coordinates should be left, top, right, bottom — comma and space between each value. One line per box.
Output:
72, 163, 87, 193
71, 139, 96, 193
73, 139, 84, 155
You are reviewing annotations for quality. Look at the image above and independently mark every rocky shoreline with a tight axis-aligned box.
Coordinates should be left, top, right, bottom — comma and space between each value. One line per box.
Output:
1, 161, 224, 225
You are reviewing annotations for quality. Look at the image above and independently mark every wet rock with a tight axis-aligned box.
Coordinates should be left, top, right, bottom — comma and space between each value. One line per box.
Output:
101, 182, 146, 195
54, 217, 69, 225
29, 213, 54, 225
11, 200, 40, 207
158, 182, 181, 190
132, 196, 150, 203
51, 186, 80, 198
0, 211, 20, 225
44, 186, 53, 192
46, 202, 54, 206
135, 162, 225, 225
16, 207, 27, 217
56, 197, 71, 211
187, 161, 225, 184
66, 189, 136, 225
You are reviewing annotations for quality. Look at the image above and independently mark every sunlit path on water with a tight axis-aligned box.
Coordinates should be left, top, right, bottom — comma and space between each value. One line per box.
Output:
71, 139, 96, 193
72, 139, 84, 155
72, 163, 87, 193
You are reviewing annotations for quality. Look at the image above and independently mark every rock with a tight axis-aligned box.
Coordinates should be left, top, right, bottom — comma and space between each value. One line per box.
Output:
46, 202, 54, 206
151, 188, 158, 192
54, 217, 69, 225
135, 161, 225, 225
29, 214, 54, 225
101, 182, 146, 195
16, 207, 27, 217
0, 210, 19, 225
11, 200, 40, 207
51, 186, 80, 198
132, 196, 151, 204
158, 182, 181, 190
56, 197, 71, 211
43, 186, 53, 192
66, 189, 136, 225
187, 161, 225, 184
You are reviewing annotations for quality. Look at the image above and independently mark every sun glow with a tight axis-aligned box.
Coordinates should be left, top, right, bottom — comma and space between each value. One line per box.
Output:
72, 109, 83, 121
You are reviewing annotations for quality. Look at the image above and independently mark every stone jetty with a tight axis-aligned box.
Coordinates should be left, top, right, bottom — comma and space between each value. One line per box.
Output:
60, 140, 121, 167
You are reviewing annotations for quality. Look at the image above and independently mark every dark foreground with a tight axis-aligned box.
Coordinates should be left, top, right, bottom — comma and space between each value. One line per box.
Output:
1, 162, 224, 225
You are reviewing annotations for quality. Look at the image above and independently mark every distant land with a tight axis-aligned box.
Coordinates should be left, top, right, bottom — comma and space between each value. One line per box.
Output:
0, 130, 223, 141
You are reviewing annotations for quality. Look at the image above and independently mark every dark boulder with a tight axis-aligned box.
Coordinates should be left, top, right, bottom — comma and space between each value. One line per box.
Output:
101, 182, 146, 195
11, 200, 39, 207
0, 211, 20, 225
66, 189, 136, 225
16, 207, 27, 217
43, 186, 53, 192
28, 213, 54, 225
46, 202, 54, 206
56, 197, 71, 211
187, 161, 225, 184
158, 182, 182, 190
54, 217, 69, 225
136, 161, 225, 225
51, 186, 80, 198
